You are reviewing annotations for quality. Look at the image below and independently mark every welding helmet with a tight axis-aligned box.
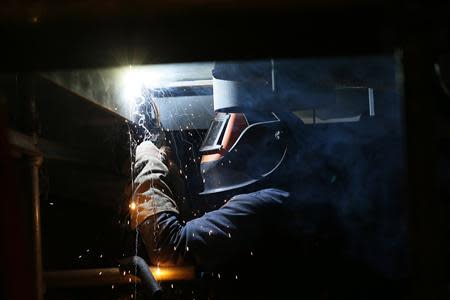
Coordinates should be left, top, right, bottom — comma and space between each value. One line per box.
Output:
199, 111, 288, 195
199, 61, 289, 195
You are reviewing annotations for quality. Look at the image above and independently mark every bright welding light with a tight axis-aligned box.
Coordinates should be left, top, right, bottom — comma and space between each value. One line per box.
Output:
149, 266, 195, 281
122, 66, 144, 103
122, 65, 163, 103
129, 202, 136, 210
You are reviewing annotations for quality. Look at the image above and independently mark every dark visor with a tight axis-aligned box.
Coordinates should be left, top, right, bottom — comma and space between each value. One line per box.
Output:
199, 114, 230, 153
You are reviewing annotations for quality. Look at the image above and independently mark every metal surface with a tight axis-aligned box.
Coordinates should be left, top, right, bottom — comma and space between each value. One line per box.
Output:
40, 63, 213, 125
212, 58, 395, 113
153, 95, 213, 130
44, 266, 196, 288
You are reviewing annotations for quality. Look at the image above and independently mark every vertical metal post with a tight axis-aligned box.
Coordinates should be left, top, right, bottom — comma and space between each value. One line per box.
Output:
26, 73, 44, 300
402, 43, 446, 299
31, 155, 43, 300
271, 59, 276, 92
368, 88, 375, 117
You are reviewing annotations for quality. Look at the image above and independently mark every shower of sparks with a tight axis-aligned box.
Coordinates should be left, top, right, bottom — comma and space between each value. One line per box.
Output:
123, 66, 213, 298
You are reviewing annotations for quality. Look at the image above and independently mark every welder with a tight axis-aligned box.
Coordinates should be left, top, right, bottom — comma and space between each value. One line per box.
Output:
131, 61, 402, 299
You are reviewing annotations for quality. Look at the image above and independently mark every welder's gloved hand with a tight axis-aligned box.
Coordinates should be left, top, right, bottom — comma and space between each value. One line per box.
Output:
131, 141, 180, 228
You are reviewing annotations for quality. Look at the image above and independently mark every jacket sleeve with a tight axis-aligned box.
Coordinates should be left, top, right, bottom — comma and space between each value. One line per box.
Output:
138, 189, 289, 270
132, 141, 181, 228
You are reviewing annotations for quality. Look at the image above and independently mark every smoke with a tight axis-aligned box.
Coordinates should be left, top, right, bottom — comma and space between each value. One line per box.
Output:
278, 56, 408, 279
214, 56, 408, 279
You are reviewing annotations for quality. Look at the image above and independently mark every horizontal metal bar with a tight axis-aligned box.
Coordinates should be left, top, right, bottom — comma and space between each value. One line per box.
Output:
8, 129, 107, 167
44, 266, 195, 288
7, 129, 41, 157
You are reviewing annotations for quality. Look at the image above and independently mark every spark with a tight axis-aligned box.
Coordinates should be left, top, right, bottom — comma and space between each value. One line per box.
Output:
129, 202, 136, 210
98, 272, 102, 276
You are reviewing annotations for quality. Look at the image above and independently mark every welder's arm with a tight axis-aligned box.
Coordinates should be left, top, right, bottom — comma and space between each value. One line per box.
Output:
132, 141, 180, 228
139, 189, 289, 270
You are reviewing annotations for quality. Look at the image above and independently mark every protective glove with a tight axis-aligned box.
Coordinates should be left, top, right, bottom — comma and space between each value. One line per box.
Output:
131, 141, 180, 228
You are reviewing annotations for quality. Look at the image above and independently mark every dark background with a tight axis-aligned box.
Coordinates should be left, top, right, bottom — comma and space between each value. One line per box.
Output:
0, 0, 449, 299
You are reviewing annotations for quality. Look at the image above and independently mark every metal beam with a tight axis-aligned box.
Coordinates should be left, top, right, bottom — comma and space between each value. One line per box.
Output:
8, 129, 108, 167
44, 266, 195, 288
